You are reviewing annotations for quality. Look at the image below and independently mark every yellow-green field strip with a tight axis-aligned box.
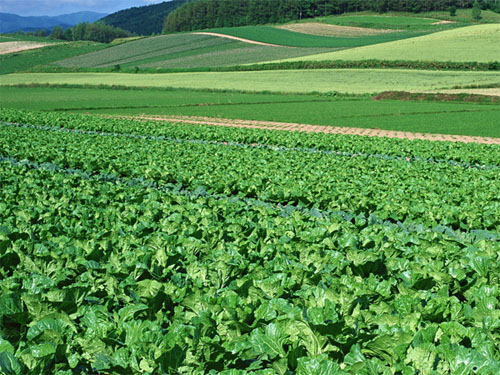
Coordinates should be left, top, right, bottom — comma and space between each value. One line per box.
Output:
2, 70, 500, 94
281, 24, 500, 63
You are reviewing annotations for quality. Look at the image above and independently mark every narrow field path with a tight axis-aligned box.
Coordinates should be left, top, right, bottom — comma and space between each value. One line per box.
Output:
191, 32, 285, 47
114, 115, 500, 145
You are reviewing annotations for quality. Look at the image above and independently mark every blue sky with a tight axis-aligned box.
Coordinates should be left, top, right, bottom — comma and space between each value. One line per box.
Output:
0, 0, 167, 17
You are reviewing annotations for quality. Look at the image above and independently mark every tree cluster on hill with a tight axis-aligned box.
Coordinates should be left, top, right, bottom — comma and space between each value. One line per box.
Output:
49, 23, 131, 43
100, 0, 189, 35
22, 29, 48, 37
164, 0, 500, 32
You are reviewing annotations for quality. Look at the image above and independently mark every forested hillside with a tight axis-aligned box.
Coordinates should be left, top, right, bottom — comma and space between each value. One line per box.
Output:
101, 0, 189, 35
164, 0, 500, 32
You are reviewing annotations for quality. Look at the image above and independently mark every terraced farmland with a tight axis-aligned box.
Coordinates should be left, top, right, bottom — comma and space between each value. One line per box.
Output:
0, 108, 499, 374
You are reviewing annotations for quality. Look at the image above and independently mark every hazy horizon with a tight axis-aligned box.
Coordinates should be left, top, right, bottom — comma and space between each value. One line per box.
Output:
0, 0, 167, 17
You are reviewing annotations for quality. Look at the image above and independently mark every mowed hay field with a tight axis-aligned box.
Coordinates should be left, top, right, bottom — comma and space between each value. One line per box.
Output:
4, 69, 500, 94
283, 24, 500, 63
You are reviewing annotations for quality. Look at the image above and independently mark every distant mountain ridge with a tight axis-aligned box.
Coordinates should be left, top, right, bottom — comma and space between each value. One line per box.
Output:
100, 0, 189, 35
0, 11, 107, 33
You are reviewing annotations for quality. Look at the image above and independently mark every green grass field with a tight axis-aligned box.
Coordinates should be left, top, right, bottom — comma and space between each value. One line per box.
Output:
283, 24, 500, 63
0, 86, 319, 111
314, 9, 500, 28
0, 34, 61, 43
204, 25, 427, 47
319, 14, 444, 29
3, 70, 500, 94
2, 86, 499, 137
54, 34, 334, 69
0, 41, 107, 75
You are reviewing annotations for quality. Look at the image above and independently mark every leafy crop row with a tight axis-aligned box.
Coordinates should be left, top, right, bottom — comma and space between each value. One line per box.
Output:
1, 121, 499, 232
1, 108, 499, 374
1, 159, 499, 374
2, 108, 500, 166
4, 120, 498, 172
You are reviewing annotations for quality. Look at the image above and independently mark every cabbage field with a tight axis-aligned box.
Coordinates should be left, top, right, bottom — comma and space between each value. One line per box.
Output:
0, 108, 499, 375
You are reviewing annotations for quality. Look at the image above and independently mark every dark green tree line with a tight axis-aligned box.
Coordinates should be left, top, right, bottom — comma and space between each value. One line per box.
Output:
164, 0, 499, 32
49, 22, 131, 43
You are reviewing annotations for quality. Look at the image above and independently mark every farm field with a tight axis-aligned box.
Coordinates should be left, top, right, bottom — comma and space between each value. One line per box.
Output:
0, 34, 62, 43
276, 23, 399, 37
0, 108, 499, 374
1, 86, 500, 137
0, 41, 52, 55
54, 34, 333, 70
3, 69, 500, 94
203, 25, 427, 48
0, 41, 107, 75
1, 6, 500, 374
284, 24, 500, 63
313, 10, 500, 28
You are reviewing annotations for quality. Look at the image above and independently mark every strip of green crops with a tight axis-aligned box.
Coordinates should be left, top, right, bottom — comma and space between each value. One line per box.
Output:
3, 108, 500, 166
2, 156, 499, 375
204, 26, 425, 48
1, 109, 499, 374
0, 111, 499, 232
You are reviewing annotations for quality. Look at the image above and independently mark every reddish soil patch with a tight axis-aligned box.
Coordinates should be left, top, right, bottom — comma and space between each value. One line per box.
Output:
0, 41, 50, 55
432, 20, 456, 25
110, 115, 500, 145
191, 32, 283, 47
277, 23, 398, 37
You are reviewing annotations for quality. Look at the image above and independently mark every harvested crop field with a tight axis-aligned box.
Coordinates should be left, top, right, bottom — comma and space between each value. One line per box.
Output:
277, 22, 398, 37
0, 41, 50, 55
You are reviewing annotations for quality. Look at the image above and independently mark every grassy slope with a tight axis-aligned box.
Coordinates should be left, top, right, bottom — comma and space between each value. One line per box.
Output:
0, 42, 107, 75
318, 14, 445, 29
0, 34, 61, 43
283, 24, 500, 63
54, 33, 335, 69
315, 10, 500, 28
3, 70, 500, 94
1, 86, 499, 137
204, 25, 426, 47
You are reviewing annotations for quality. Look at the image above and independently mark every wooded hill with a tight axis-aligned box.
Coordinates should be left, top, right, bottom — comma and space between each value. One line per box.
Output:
164, 0, 500, 32
101, 0, 189, 35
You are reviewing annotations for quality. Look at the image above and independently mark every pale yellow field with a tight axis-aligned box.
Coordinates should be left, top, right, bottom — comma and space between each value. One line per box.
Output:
0, 41, 51, 55
280, 24, 500, 63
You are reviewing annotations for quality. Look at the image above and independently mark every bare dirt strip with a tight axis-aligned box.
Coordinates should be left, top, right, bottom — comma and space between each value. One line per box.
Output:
277, 23, 398, 37
192, 32, 284, 47
0, 41, 51, 55
114, 115, 500, 145
428, 88, 500, 98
